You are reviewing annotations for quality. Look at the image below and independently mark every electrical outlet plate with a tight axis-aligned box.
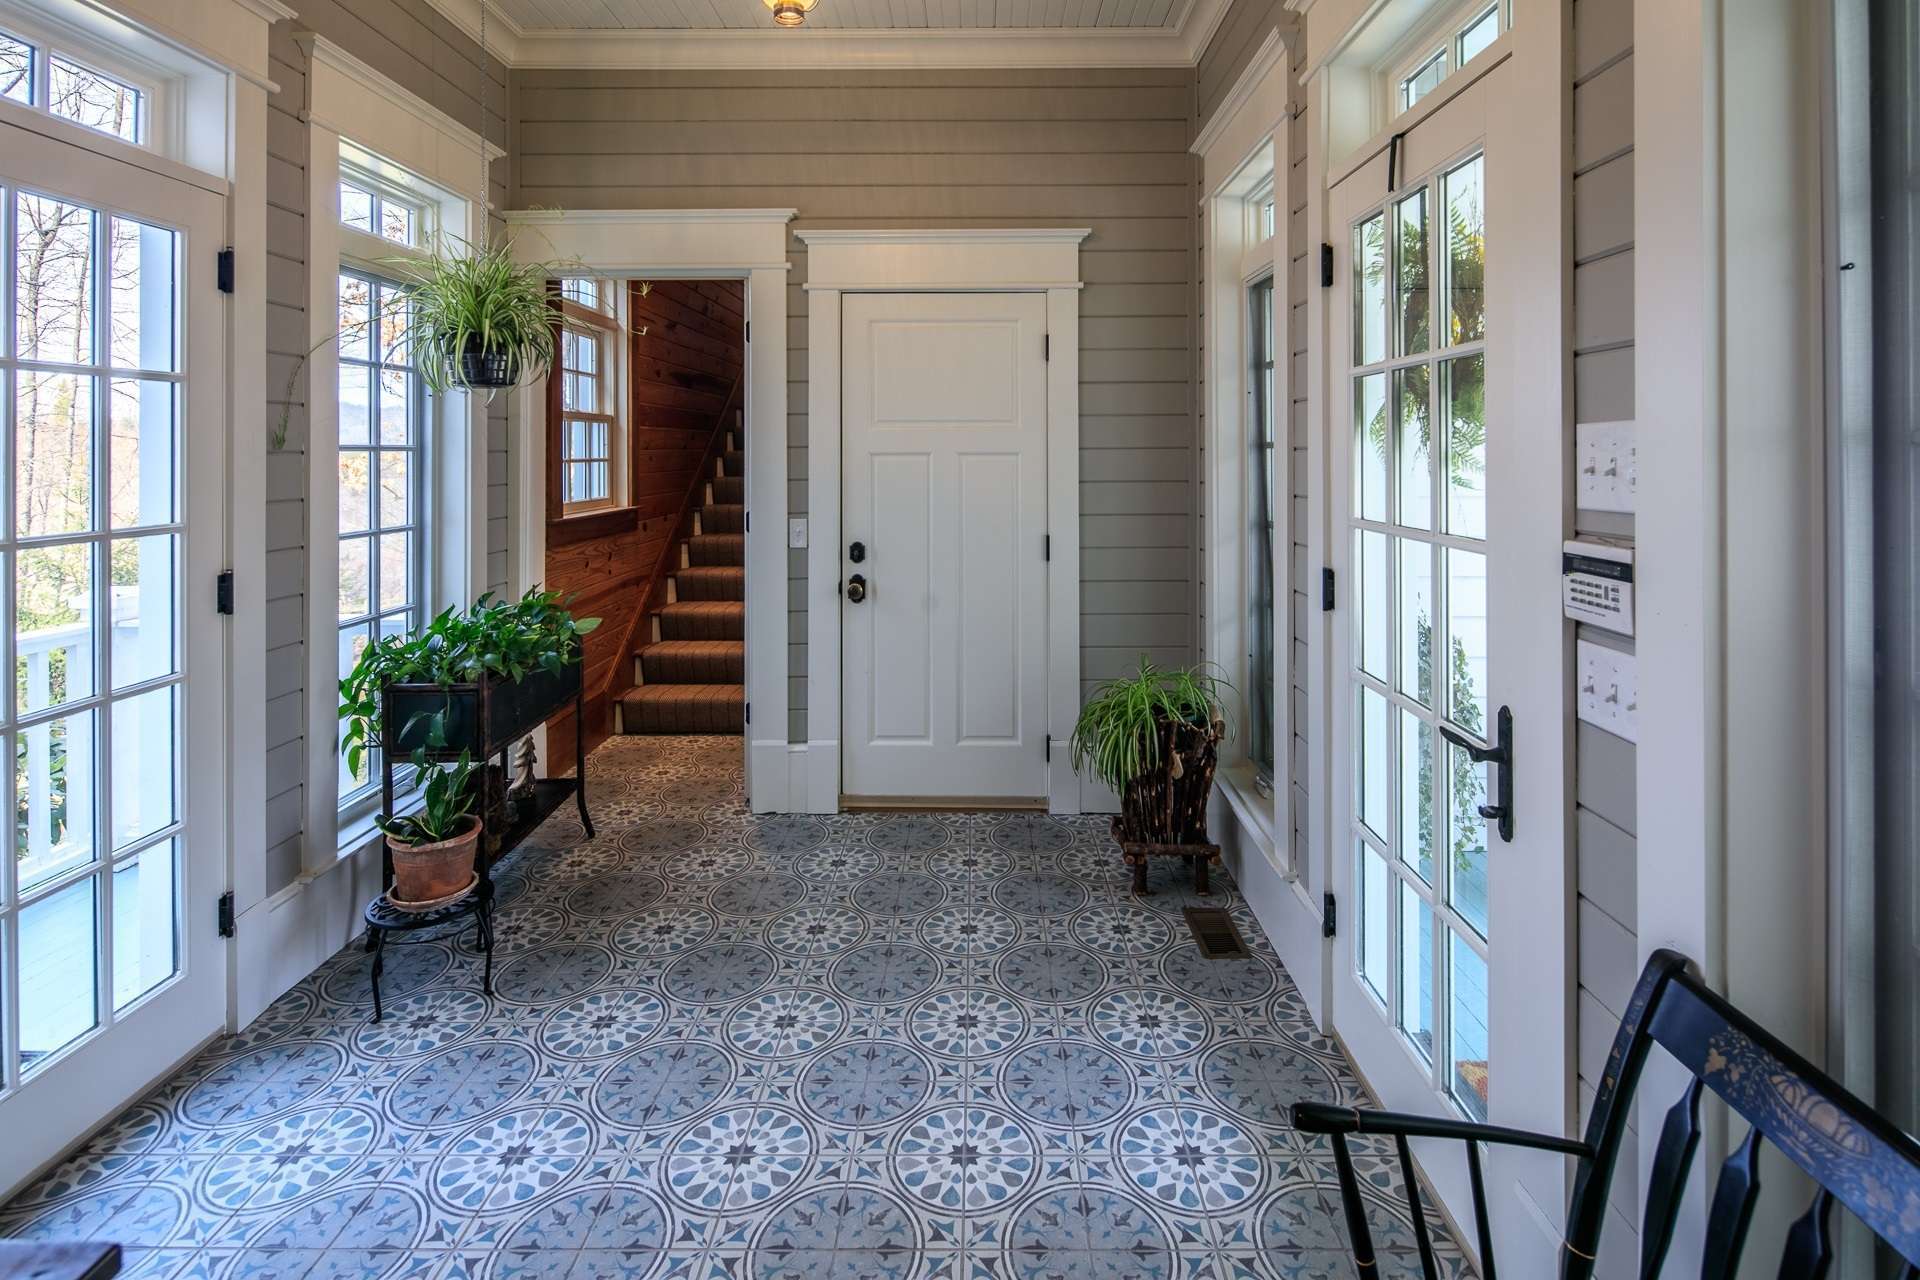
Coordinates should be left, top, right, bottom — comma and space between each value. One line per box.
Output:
1576, 421, 1637, 514
1576, 639, 1637, 743
788, 518, 808, 549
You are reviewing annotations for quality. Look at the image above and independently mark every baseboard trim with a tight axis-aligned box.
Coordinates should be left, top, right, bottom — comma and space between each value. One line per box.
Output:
232, 838, 385, 1027
841, 795, 1047, 812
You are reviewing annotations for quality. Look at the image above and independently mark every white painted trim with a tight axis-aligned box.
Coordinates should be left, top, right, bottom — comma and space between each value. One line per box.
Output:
66, 0, 283, 88
420, 0, 1231, 68
1192, 28, 1287, 159
799, 231, 1084, 815
296, 32, 502, 207
1299, 63, 1333, 1032
505, 211, 793, 813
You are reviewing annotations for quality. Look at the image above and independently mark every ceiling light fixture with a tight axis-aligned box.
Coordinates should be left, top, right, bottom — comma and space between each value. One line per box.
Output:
764, 0, 818, 26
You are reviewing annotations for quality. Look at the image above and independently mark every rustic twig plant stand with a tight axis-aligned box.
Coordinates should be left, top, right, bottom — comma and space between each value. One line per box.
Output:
1113, 715, 1224, 894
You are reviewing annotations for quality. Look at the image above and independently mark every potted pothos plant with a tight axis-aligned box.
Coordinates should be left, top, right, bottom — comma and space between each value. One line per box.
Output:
1070, 659, 1231, 848
338, 587, 601, 783
378, 751, 483, 908
389, 235, 558, 392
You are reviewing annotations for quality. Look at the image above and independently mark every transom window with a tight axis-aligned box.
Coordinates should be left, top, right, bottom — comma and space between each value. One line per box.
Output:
1348, 151, 1490, 1119
339, 173, 426, 249
1395, 2, 1507, 115
335, 270, 426, 809
0, 26, 147, 144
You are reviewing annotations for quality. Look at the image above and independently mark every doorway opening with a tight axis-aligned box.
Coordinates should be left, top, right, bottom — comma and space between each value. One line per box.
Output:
544, 278, 748, 775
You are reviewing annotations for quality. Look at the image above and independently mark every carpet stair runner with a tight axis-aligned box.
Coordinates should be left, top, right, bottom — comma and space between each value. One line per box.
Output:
616, 434, 746, 735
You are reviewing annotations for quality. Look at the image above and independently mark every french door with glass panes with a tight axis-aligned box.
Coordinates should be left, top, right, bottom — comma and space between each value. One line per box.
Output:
0, 117, 226, 1194
1327, 55, 1571, 1261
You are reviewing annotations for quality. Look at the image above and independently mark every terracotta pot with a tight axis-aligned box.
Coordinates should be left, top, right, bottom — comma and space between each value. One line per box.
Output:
388, 815, 481, 906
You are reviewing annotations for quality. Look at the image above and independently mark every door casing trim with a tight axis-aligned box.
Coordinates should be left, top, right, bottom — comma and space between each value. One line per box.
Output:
799, 229, 1089, 815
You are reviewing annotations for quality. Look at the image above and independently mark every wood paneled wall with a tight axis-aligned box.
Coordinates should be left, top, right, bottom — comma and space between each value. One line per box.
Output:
545, 280, 745, 775
509, 67, 1199, 744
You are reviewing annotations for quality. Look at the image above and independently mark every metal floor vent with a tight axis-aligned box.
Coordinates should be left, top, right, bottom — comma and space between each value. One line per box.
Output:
1183, 906, 1251, 959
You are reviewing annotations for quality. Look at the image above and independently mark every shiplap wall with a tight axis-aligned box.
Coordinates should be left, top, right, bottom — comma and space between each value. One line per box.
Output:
510, 69, 1198, 743
1192, 0, 1306, 870
1572, 0, 1639, 1269
264, 4, 512, 895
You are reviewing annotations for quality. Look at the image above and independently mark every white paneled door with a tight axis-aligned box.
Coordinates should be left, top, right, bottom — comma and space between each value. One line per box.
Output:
841, 292, 1048, 801
0, 119, 227, 1196
1327, 55, 1572, 1265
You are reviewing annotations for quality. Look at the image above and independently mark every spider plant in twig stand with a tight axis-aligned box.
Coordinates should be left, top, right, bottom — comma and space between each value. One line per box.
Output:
1070, 659, 1232, 847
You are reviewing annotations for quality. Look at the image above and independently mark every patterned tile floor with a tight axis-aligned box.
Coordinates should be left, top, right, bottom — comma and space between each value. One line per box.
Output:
1, 736, 1471, 1279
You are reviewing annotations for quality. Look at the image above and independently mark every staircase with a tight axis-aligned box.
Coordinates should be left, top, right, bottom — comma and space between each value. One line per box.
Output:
616, 432, 745, 735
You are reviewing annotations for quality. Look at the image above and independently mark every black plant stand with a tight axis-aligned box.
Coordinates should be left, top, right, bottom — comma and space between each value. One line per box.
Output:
362, 665, 595, 1021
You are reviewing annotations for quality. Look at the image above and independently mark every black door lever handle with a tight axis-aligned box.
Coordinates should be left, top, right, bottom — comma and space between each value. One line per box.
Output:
1438, 706, 1513, 843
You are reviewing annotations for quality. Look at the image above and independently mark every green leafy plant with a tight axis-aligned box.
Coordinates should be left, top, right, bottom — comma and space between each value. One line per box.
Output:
1069, 659, 1233, 796
338, 587, 601, 780
376, 750, 481, 845
386, 234, 558, 393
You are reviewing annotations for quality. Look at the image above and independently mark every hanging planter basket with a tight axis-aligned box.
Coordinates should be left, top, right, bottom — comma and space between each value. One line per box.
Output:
455, 339, 520, 390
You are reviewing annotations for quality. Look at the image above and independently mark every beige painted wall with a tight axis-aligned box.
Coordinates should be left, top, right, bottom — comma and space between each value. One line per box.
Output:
510, 68, 1199, 744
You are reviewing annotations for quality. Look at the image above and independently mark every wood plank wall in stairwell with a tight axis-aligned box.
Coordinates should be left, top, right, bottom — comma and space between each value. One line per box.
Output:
545, 280, 746, 775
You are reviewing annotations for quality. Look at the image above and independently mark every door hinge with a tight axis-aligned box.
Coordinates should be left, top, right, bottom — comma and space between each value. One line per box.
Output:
217, 890, 236, 938
1320, 243, 1334, 289
1322, 892, 1337, 938
1043, 333, 1050, 361
1043, 534, 1050, 562
1321, 567, 1335, 611
216, 247, 235, 294
745, 511, 750, 533
745, 701, 751, 725
744, 321, 750, 343
1045, 734, 1051, 763
216, 570, 235, 615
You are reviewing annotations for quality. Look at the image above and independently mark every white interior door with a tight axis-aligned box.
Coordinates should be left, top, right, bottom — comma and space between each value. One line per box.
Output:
0, 117, 228, 1195
841, 292, 1048, 801
1326, 58, 1573, 1263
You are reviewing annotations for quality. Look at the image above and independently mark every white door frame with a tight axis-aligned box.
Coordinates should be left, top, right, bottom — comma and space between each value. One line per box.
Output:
506, 208, 796, 810
797, 229, 1088, 815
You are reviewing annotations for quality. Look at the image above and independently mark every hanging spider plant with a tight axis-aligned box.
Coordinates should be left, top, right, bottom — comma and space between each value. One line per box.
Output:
387, 234, 559, 392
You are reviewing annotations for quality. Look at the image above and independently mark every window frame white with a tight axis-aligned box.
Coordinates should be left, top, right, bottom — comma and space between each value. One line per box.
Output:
1195, 27, 1291, 874
299, 33, 498, 866
553, 284, 630, 518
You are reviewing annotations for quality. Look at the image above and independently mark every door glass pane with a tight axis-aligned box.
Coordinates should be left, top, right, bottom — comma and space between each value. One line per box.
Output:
338, 276, 370, 361
108, 217, 177, 373
1449, 934, 1490, 1120
20, 876, 98, 1070
1444, 354, 1487, 538
339, 536, 370, 621
112, 839, 177, 1009
15, 194, 95, 364
379, 452, 410, 529
1398, 540, 1434, 705
17, 541, 96, 712
1445, 548, 1489, 735
16, 370, 95, 536
1448, 745, 1491, 939
378, 368, 410, 445
1354, 213, 1387, 365
1444, 156, 1486, 345
339, 452, 370, 533
110, 686, 175, 851
1398, 882, 1434, 1060
1360, 842, 1390, 1002
1394, 364, 1431, 528
1395, 189, 1429, 356
1355, 373, 1388, 522
339, 365, 370, 445
1398, 707, 1434, 882
1358, 529, 1388, 680
17, 709, 96, 891
337, 625, 371, 796
378, 532, 410, 612
109, 378, 177, 528
1358, 686, 1389, 841
110, 533, 176, 689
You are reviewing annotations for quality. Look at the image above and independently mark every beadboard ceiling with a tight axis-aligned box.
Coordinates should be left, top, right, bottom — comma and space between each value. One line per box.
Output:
428, 0, 1230, 67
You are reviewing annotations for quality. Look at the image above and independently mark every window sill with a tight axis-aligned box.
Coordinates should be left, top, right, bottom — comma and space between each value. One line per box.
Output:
547, 505, 637, 546
336, 790, 423, 863
1217, 762, 1286, 876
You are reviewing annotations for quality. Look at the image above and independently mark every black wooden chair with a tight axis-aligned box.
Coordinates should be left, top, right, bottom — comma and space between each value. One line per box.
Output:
1293, 949, 1920, 1279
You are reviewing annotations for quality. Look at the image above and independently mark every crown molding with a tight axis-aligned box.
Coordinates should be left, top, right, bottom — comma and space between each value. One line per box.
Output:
231, 0, 298, 22
423, 0, 1231, 69
796, 228, 1090, 245
511, 208, 798, 225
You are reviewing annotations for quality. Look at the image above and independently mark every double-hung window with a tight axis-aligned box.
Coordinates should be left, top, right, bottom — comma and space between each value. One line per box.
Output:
1248, 277, 1279, 784
553, 279, 626, 517
334, 155, 433, 814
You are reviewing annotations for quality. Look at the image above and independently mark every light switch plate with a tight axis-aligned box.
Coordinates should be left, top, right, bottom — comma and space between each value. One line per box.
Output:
788, 518, 808, 549
1576, 421, 1637, 513
1576, 639, 1637, 743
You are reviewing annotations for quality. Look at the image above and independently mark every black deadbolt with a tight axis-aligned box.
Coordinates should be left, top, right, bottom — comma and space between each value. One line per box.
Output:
849, 541, 866, 564
846, 574, 868, 603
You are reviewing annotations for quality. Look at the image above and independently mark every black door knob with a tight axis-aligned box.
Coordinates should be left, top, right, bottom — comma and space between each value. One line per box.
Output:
846, 574, 867, 603
849, 541, 866, 564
